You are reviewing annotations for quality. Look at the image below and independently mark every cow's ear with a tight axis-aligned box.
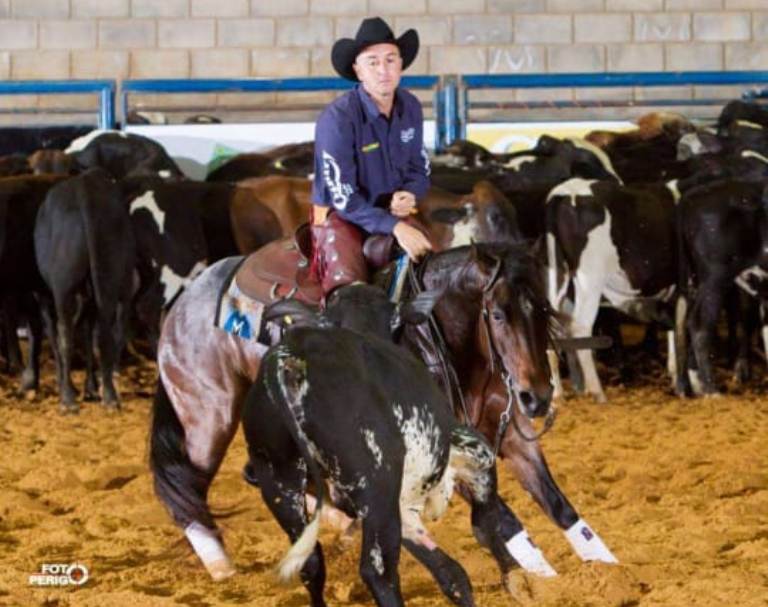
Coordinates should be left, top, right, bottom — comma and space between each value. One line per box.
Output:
429, 207, 467, 225
263, 299, 323, 329
393, 288, 443, 330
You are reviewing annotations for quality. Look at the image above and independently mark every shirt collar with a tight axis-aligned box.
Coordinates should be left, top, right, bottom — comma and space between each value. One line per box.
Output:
356, 84, 404, 121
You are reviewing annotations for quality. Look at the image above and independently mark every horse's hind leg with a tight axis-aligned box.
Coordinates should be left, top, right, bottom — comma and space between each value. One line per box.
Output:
500, 428, 617, 564
151, 374, 244, 580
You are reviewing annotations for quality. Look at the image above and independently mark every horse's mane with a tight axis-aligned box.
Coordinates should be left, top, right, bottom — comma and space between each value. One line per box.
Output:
422, 242, 563, 341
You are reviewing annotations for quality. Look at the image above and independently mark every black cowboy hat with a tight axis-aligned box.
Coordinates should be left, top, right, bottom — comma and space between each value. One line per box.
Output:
331, 17, 419, 82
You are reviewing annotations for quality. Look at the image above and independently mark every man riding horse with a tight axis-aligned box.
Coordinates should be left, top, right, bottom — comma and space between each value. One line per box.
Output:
311, 17, 433, 294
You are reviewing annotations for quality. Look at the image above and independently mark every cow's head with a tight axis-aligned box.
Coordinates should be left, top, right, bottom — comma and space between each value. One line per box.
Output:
429, 180, 521, 247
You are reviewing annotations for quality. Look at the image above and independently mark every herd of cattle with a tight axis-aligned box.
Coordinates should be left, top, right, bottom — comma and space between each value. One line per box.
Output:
0, 100, 767, 408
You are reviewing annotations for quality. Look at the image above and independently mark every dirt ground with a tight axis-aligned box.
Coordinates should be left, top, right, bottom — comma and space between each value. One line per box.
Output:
0, 353, 766, 607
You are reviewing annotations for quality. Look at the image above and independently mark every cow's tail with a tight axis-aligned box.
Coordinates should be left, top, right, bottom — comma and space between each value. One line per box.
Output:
261, 350, 325, 582
78, 188, 106, 311
149, 376, 216, 530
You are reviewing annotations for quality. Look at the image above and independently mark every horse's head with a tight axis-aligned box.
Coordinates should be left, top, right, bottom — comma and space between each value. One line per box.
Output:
466, 243, 556, 419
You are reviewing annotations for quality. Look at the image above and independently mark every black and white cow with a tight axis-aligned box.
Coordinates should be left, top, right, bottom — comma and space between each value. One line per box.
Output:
34, 169, 136, 411
119, 177, 209, 349
546, 177, 683, 401
66, 131, 184, 180
241, 285, 557, 607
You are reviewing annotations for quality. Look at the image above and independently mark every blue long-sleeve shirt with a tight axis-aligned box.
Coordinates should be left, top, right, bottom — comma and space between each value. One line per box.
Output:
312, 84, 431, 235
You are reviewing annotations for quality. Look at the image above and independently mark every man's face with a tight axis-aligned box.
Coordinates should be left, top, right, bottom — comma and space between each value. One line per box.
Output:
353, 43, 403, 100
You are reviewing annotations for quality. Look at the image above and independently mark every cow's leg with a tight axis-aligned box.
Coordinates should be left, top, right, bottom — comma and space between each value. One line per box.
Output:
358, 503, 404, 607
500, 419, 617, 563
20, 304, 43, 393
688, 277, 725, 395
1, 297, 23, 374
570, 274, 607, 402
673, 294, 694, 396
83, 314, 100, 401
732, 290, 756, 384
246, 450, 327, 607
401, 508, 475, 607
95, 302, 121, 409
54, 292, 79, 412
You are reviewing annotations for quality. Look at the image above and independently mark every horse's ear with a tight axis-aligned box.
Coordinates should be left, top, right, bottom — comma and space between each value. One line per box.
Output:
263, 299, 323, 329
392, 288, 443, 330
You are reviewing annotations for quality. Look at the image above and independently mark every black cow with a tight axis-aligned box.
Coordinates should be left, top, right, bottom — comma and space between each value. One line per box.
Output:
242, 285, 555, 607
34, 169, 136, 411
0, 125, 93, 156
0, 175, 66, 391
206, 141, 314, 182
0, 154, 32, 177
67, 131, 184, 180
675, 179, 768, 396
717, 100, 768, 135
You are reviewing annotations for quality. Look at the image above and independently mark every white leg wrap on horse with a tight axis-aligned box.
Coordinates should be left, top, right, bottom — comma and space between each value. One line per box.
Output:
505, 530, 557, 577
185, 522, 235, 581
564, 519, 618, 563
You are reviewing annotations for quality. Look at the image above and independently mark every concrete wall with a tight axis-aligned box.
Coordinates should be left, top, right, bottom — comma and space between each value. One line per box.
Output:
0, 1, 765, 121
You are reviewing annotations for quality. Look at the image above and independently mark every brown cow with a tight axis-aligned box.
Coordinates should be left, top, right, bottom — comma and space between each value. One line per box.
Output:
236, 175, 521, 253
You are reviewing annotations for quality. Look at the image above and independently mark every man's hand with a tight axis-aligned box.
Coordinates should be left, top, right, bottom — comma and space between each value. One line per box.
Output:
390, 190, 417, 218
393, 221, 432, 261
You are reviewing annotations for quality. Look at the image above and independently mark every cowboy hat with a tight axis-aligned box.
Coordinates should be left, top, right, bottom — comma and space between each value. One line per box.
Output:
331, 17, 419, 82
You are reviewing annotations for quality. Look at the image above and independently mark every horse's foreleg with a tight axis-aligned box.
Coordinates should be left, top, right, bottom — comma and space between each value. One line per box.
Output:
501, 431, 617, 564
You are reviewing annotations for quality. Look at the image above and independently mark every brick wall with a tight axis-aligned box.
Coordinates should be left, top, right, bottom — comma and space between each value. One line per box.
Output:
0, 0, 765, 80
0, 1, 766, 122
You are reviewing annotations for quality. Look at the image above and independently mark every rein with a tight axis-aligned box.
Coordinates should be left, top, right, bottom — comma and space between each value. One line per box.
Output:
478, 255, 556, 451
406, 259, 471, 425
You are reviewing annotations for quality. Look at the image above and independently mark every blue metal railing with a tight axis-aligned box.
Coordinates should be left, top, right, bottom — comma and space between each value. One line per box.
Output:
457, 70, 768, 142
121, 76, 444, 146
0, 80, 116, 129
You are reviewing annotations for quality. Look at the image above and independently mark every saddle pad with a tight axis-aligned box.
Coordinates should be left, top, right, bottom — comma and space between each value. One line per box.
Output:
215, 260, 266, 341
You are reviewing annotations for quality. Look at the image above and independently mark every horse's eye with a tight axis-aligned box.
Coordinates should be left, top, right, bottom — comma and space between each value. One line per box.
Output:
491, 309, 505, 321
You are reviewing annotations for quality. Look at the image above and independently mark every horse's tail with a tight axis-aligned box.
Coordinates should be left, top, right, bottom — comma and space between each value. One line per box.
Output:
149, 376, 215, 529
261, 350, 325, 582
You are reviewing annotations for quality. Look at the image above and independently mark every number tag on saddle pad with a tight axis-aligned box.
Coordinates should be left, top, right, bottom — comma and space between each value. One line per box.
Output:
215, 274, 265, 341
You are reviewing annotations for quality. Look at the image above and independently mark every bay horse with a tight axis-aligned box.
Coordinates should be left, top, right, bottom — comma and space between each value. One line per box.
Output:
150, 242, 616, 583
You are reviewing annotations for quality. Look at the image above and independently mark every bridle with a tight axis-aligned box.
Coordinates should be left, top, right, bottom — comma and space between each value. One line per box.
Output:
478, 254, 556, 451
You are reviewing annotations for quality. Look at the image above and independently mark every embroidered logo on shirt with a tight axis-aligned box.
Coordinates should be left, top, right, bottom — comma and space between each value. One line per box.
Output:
322, 150, 354, 211
421, 145, 431, 176
400, 127, 415, 143
361, 142, 380, 153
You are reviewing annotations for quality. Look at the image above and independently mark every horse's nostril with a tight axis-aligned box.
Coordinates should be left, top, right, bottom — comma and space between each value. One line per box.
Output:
518, 390, 535, 410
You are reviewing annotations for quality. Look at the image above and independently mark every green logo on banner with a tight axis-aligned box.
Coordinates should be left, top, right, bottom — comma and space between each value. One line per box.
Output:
207, 143, 241, 175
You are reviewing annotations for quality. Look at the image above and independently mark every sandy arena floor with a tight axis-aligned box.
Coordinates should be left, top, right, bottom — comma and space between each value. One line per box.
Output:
0, 355, 766, 607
